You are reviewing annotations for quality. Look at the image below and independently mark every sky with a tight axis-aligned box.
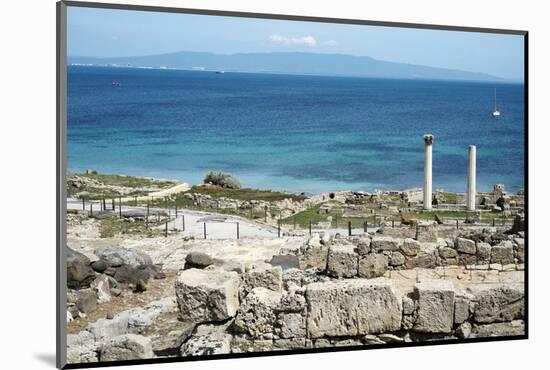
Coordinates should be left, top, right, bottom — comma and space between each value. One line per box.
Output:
67, 6, 525, 80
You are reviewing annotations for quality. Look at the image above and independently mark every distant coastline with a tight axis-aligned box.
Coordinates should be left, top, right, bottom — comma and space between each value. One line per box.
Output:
67, 50, 522, 83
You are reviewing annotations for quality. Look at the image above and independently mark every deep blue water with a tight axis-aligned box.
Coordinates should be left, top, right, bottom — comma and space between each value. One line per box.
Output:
67, 66, 525, 194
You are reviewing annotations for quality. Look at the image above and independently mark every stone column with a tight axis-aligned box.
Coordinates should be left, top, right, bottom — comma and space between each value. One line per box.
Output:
423, 134, 433, 210
467, 145, 477, 211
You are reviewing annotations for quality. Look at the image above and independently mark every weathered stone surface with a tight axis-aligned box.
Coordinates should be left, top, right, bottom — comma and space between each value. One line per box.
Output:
472, 286, 524, 323
389, 251, 406, 266
231, 337, 274, 353
100, 334, 153, 362
413, 280, 455, 334
455, 238, 476, 255
372, 237, 400, 252
240, 263, 283, 300
458, 254, 477, 266
491, 241, 514, 265
273, 338, 308, 350
470, 320, 525, 338
113, 265, 152, 291
400, 239, 421, 256
151, 323, 195, 355
415, 222, 438, 242
282, 268, 304, 289
95, 246, 152, 268
180, 322, 232, 356
358, 254, 388, 279
454, 297, 471, 324
327, 245, 358, 278
91, 259, 108, 273
67, 247, 96, 289
456, 322, 472, 339
269, 254, 300, 270
404, 253, 437, 269
67, 344, 99, 364
184, 251, 214, 269
75, 288, 97, 314
92, 275, 111, 304
300, 235, 329, 270
234, 287, 282, 338
476, 242, 492, 263
277, 290, 307, 313
514, 238, 525, 263
355, 239, 372, 255
402, 295, 415, 315
305, 279, 402, 338
275, 312, 306, 339
439, 247, 458, 259
175, 269, 240, 324
88, 297, 177, 341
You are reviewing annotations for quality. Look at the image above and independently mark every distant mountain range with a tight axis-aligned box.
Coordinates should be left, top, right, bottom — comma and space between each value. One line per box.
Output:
69, 51, 512, 82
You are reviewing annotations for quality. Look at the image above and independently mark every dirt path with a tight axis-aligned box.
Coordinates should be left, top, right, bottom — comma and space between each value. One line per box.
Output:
120, 182, 190, 202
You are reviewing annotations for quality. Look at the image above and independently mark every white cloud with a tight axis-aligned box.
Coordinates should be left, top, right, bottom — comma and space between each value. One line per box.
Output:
269, 35, 317, 47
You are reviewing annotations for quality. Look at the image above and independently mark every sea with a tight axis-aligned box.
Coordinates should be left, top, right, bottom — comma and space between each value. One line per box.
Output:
67, 65, 525, 195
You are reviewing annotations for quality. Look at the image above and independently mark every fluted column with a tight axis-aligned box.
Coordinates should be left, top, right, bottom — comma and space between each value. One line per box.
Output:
467, 145, 477, 211
423, 134, 433, 210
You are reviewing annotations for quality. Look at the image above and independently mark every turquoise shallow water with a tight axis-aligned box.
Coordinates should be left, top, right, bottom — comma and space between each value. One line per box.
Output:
67, 66, 525, 194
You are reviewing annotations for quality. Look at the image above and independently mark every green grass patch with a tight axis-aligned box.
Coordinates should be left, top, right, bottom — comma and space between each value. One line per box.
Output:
186, 185, 307, 202
97, 216, 166, 238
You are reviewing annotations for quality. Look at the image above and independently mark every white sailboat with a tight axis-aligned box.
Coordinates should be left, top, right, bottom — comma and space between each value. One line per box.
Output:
492, 88, 501, 117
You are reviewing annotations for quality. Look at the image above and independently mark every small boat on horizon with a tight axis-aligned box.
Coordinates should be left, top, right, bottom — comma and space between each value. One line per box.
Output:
492, 88, 501, 117
215, 70, 225, 74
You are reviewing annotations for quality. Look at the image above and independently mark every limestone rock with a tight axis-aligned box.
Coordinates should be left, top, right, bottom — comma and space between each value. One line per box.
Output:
94, 246, 152, 268
175, 269, 240, 324
184, 251, 214, 269
327, 245, 358, 278
358, 254, 388, 279
415, 222, 438, 242
472, 286, 524, 323
476, 242, 492, 264
282, 268, 304, 289
234, 287, 282, 338
514, 238, 525, 263
413, 280, 455, 334
300, 239, 329, 271
67, 247, 96, 289
404, 253, 437, 269
240, 263, 283, 300
454, 297, 471, 324
100, 334, 153, 362
75, 288, 97, 314
180, 321, 232, 356
355, 239, 372, 255
470, 320, 525, 338
67, 344, 99, 364
438, 247, 458, 259
92, 275, 111, 304
400, 239, 421, 257
305, 279, 402, 338
455, 238, 476, 255
275, 312, 306, 339
389, 251, 406, 266
491, 241, 514, 265
371, 236, 400, 252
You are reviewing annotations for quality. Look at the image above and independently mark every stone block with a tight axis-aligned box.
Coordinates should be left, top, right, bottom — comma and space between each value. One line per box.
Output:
305, 279, 402, 338
327, 245, 358, 278
175, 269, 240, 324
413, 280, 455, 334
